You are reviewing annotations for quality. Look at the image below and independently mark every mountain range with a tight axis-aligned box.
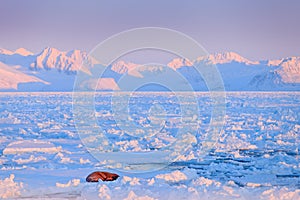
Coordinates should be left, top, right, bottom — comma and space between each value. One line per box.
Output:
0, 47, 299, 91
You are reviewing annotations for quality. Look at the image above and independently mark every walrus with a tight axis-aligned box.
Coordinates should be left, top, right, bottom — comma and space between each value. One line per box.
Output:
86, 171, 119, 182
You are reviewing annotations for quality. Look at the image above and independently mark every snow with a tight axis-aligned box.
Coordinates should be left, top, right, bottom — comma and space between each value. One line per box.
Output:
1, 48, 300, 91
268, 58, 284, 67
13, 155, 47, 164
0, 174, 23, 199
155, 170, 188, 182
192, 176, 221, 187
80, 157, 91, 164
268, 56, 300, 83
0, 48, 33, 56
0, 61, 49, 90
277, 57, 300, 83
107, 53, 299, 91
14, 48, 34, 56
261, 187, 300, 200
111, 61, 139, 74
124, 191, 156, 200
32, 47, 96, 74
3, 140, 61, 155
122, 176, 141, 185
98, 184, 112, 200
56, 179, 80, 188
80, 78, 120, 91
0, 48, 14, 55
167, 58, 193, 70
196, 52, 260, 65
0, 92, 299, 199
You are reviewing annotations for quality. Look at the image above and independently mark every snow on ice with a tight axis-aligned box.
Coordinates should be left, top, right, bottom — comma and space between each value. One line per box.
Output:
0, 92, 299, 199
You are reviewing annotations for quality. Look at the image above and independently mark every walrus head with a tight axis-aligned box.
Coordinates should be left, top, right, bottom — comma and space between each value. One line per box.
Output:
86, 171, 119, 182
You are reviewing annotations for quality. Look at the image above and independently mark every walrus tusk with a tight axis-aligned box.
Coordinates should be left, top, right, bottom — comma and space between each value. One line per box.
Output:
86, 171, 119, 182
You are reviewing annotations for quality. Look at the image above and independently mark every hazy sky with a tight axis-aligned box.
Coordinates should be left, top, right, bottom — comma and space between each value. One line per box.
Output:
0, 0, 299, 60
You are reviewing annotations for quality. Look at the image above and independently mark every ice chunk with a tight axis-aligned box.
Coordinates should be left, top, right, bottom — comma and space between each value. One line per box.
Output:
155, 170, 187, 183
3, 140, 61, 155
79, 158, 91, 164
98, 185, 111, 200
122, 176, 141, 186
56, 179, 80, 188
192, 177, 221, 187
124, 191, 155, 200
13, 155, 46, 164
0, 174, 23, 199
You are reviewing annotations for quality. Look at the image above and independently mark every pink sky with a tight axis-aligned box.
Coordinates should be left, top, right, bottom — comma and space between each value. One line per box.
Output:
0, 0, 299, 60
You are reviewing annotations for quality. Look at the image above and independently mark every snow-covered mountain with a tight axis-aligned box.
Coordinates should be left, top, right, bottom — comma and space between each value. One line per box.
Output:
0, 61, 49, 90
14, 48, 34, 56
30, 47, 96, 74
0, 47, 299, 91
0, 48, 14, 55
167, 58, 193, 70
111, 61, 138, 74
268, 57, 300, 83
196, 52, 260, 65
0, 47, 33, 56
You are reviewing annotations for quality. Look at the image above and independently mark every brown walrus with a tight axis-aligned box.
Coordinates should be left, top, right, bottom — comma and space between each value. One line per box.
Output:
86, 171, 119, 182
